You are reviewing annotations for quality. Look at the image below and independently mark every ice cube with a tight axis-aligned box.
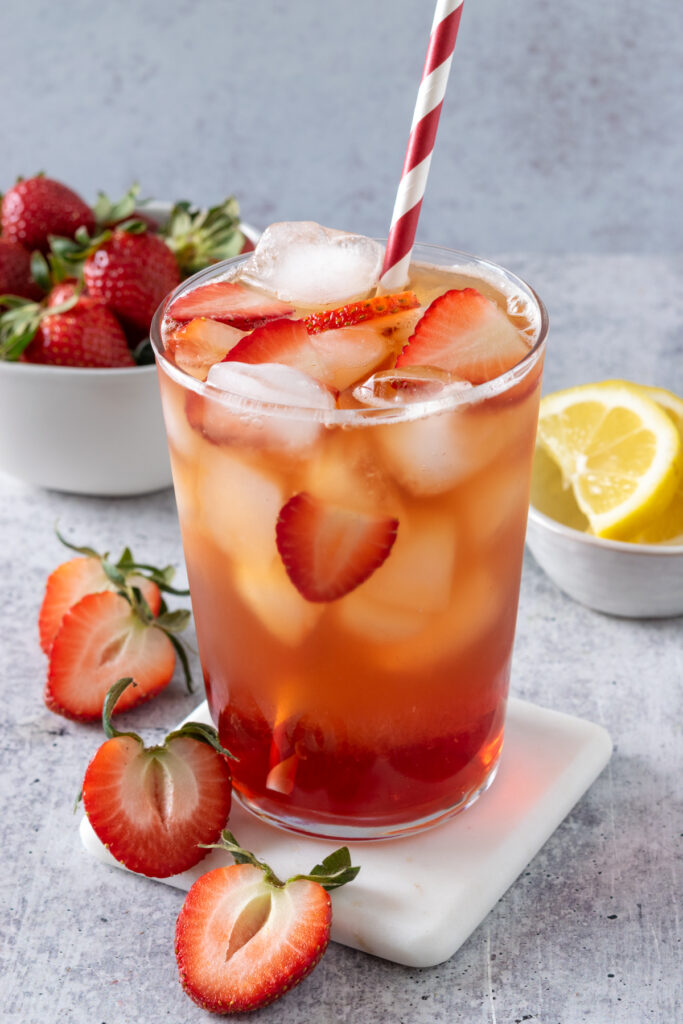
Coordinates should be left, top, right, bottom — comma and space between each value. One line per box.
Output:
233, 559, 323, 646
240, 221, 383, 306
200, 361, 336, 451
373, 564, 504, 674
353, 367, 470, 407
197, 446, 283, 567
337, 509, 458, 642
373, 401, 517, 497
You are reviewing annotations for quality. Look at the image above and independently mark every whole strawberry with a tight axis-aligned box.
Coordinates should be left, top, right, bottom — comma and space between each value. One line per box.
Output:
83, 229, 180, 331
22, 295, 133, 367
1, 175, 95, 252
0, 238, 42, 299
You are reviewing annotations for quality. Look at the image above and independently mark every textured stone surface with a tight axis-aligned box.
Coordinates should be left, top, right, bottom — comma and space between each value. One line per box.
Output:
1, 254, 681, 1021
0, 0, 681, 253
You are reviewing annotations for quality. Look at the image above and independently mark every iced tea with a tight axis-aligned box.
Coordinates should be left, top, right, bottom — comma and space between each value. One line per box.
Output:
153, 227, 547, 839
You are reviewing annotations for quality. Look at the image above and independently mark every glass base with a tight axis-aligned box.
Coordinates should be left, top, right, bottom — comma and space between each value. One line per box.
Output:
233, 753, 501, 842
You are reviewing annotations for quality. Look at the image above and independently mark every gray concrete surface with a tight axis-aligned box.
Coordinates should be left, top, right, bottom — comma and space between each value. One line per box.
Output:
1, 253, 681, 1023
1, 0, 681, 254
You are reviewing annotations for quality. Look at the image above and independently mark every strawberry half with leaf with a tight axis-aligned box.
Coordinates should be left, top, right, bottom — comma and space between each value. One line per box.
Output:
276, 492, 399, 602
44, 541, 193, 721
82, 678, 234, 878
395, 287, 530, 384
38, 529, 187, 653
1, 175, 94, 252
175, 830, 359, 1014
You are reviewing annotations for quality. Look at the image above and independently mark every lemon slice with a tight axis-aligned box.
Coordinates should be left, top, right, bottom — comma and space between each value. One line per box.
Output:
537, 381, 682, 539
627, 385, 683, 544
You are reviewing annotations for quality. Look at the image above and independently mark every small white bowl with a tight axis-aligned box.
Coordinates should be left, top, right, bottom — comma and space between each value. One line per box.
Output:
526, 506, 683, 618
0, 204, 258, 496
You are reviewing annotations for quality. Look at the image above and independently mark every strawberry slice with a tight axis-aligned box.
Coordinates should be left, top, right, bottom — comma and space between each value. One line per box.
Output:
165, 317, 245, 379
223, 317, 396, 392
45, 591, 178, 720
395, 288, 530, 384
39, 556, 161, 654
82, 679, 233, 878
175, 831, 359, 1013
222, 317, 325, 380
303, 290, 419, 333
167, 280, 293, 329
276, 492, 399, 602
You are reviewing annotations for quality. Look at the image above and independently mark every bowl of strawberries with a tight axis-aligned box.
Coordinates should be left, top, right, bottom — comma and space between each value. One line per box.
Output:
0, 175, 256, 495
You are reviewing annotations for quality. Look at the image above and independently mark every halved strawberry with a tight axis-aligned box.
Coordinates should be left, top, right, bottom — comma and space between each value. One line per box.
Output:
395, 288, 530, 384
167, 280, 293, 329
276, 492, 399, 602
303, 290, 419, 333
175, 832, 359, 1013
45, 591, 178, 720
165, 317, 245, 380
39, 556, 161, 654
82, 678, 233, 878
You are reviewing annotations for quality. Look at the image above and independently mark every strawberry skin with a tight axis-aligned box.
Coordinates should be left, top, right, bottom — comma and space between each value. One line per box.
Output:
304, 290, 419, 334
45, 591, 175, 720
167, 279, 293, 329
222, 317, 324, 379
396, 287, 530, 384
0, 238, 42, 299
39, 556, 161, 654
176, 864, 331, 1013
83, 733, 232, 877
276, 492, 399, 602
22, 296, 134, 367
83, 229, 181, 331
1, 176, 95, 252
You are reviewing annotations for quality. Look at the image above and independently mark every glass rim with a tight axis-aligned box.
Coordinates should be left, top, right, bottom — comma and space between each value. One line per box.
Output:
150, 241, 549, 425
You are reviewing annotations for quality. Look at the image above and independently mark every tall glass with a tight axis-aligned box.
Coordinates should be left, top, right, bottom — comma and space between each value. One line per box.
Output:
151, 244, 548, 840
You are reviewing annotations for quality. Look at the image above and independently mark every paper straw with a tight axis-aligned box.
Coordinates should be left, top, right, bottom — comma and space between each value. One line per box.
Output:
380, 0, 465, 291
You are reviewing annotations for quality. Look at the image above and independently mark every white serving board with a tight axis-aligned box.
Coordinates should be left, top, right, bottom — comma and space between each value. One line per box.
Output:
81, 697, 611, 968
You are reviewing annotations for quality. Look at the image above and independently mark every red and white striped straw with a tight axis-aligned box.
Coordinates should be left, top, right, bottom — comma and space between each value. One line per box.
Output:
380, 0, 465, 291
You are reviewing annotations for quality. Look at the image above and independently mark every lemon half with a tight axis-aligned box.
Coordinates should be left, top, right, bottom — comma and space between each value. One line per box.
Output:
537, 381, 682, 539
628, 385, 683, 543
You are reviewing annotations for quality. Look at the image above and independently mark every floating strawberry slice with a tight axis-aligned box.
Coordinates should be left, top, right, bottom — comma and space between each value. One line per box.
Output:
303, 290, 419, 334
165, 317, 245, 379
167, 280, 293, 329
82, 679, 233, 878
276, 492, 399, 602
222, 317, 325, 380
223, 317, 394, 392
39, 556, 161, 654
396, 287, 530, 384
175, 831, 359, 1013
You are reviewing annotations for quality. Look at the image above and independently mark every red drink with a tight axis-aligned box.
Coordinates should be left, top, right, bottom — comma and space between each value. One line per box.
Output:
152, 228, 547, 839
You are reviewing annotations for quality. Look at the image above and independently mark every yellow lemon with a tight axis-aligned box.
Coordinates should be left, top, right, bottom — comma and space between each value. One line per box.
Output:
627, 385, 683, 544
537, 381, 682, 539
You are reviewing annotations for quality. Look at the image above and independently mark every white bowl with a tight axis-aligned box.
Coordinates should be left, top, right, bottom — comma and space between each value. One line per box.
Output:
526, 506, 683, 618
0, 204, 258, 496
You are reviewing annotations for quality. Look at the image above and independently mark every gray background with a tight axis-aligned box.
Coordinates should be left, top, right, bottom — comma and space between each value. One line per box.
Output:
2, 3, 682, 1024
1, 0, 681, 254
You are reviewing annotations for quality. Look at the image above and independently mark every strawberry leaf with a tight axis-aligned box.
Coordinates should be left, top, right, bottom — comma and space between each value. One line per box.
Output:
101, 678, 143, 741
292, 847, 361, 891
165, 721, 237, 759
